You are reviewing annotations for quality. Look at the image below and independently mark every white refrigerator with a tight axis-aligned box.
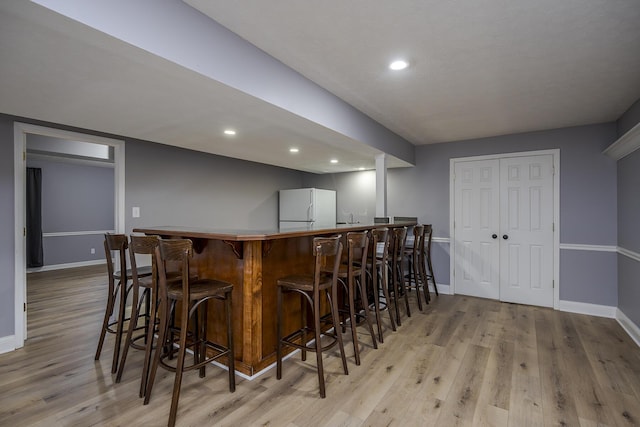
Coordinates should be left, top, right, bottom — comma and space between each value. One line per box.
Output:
279, 188, 336, 229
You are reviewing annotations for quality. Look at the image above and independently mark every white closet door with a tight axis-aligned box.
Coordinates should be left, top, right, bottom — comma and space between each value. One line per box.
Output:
452, 153, 555, 307
453, 159, 501, 300
499, 155, 554, 307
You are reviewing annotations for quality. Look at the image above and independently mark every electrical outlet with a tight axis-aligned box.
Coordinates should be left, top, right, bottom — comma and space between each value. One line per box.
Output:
90, 248, 95, 254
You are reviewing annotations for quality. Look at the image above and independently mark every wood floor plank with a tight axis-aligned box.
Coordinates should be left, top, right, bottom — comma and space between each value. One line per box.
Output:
535, 308, 582, 427
2, 266, 640, 426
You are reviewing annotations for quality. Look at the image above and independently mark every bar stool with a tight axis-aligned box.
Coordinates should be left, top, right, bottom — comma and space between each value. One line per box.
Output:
335, 231, 377, 365
367, 227, 396, 343
276, 235, 348, 398
424, 224, 438, 296
403, 224, 430, 310
95, 234, 152, 374
390, 227, 411, 325
115, 235, 159, 396
144, 238, 235, 427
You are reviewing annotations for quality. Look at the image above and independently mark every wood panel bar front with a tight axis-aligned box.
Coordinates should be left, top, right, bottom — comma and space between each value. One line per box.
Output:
134, 221, 415, 376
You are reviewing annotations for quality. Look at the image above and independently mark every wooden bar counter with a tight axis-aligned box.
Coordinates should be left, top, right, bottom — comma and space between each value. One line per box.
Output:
134, 221, 414, 377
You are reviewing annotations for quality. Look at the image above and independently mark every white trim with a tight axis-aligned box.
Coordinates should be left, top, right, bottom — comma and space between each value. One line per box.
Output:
558, 300, 617, 318
14, 125, 26, 349
27, 152, 115, 168
619, 246, 640, 262
603, 121, 640, 161
27, 259, 106, 273
14, 122, 125, 350
43, 230, 115, 238
0, 335, 16, 355
616, 309, 640, 348
559, 243, 617, 252
449, 149, 560, 309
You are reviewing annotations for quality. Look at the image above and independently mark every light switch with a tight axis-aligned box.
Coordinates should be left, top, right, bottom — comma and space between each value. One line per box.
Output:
132, 207, 140, 218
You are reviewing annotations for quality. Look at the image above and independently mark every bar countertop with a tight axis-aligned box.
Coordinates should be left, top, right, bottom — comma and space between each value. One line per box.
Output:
133, 220, 415, 241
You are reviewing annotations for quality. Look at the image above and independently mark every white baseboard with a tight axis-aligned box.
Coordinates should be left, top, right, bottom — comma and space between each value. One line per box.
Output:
0, 335, 16, 355
616, 309, 640, 348
557, 300, 617, 318
27, 259, 105, 273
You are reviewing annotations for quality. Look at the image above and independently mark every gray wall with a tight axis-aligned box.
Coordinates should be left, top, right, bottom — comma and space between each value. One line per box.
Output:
616, 103, 640, 326
0, 115, 15, 337
125, 139, 301, 232
306, 123, 619, 306
26, 157, 114, 266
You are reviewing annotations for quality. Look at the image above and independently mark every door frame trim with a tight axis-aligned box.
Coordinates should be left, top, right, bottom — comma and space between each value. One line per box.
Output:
449, 149, 560, 309
13, 122, 125, 350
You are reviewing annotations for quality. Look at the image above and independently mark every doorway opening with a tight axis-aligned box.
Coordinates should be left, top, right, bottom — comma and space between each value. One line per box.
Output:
13, 122, 125, 349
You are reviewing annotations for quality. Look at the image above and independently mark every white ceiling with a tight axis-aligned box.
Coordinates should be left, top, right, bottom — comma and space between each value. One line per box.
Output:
1, 0, 640, 174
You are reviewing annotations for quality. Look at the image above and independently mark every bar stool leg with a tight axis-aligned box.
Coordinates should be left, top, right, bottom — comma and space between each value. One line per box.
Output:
226, 291, 236, 392
111, 278, 129, 374
313, 288, 326, 398
379, 263, 397, 332
356, 276, 378, 350
369, 268, 384, 343
346, 276, 361, 365
276, 287, 283, 380
95, 276, 117, 361
116, 282, 145, 382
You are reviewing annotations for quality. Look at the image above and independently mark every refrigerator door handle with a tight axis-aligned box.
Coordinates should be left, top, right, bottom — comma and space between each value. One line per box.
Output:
308, 202, 314, 221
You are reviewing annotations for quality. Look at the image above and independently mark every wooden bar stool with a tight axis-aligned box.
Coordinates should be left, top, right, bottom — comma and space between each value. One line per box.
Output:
335, 231, 377, 365
367, 227, 396, 343
390, 227, 411, 325
115, 235, 159, 396
95, 233, 152, 374
403, 224, 430, 310
276, 235, 348, 398
144, 238, 235, 427
424, 224, 438, 296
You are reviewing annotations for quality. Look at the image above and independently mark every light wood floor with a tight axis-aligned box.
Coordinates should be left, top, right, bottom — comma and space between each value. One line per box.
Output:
1, 265, 639, 426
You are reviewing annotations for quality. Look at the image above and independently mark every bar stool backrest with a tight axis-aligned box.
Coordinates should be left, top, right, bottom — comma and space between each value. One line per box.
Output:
129, 235, 160, 286
424, 224, 433, 255
104, 233, 128, 278
313, 236, 343, 287
156, 239, 193, 300
345, 231, 370, 278
391, 227, 408, 261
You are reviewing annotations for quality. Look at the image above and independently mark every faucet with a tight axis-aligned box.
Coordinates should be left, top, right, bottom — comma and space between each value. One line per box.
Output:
349, 213, 354, 224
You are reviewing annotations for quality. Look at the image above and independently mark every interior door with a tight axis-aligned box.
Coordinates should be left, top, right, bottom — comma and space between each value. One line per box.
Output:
453, 159, 500, 299
499, 155, 554, 307
452, 153, 555, 307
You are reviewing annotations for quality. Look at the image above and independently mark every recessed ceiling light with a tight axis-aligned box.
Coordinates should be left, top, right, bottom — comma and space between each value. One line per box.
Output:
289, 147, 299, 153
389, 60, 409, 71
330, 159, 338, 164
223, 129, 236, 135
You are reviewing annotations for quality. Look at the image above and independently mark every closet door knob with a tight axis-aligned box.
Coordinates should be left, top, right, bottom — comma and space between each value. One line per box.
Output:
491, 234, 498, 239
503, 234, 509, 240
